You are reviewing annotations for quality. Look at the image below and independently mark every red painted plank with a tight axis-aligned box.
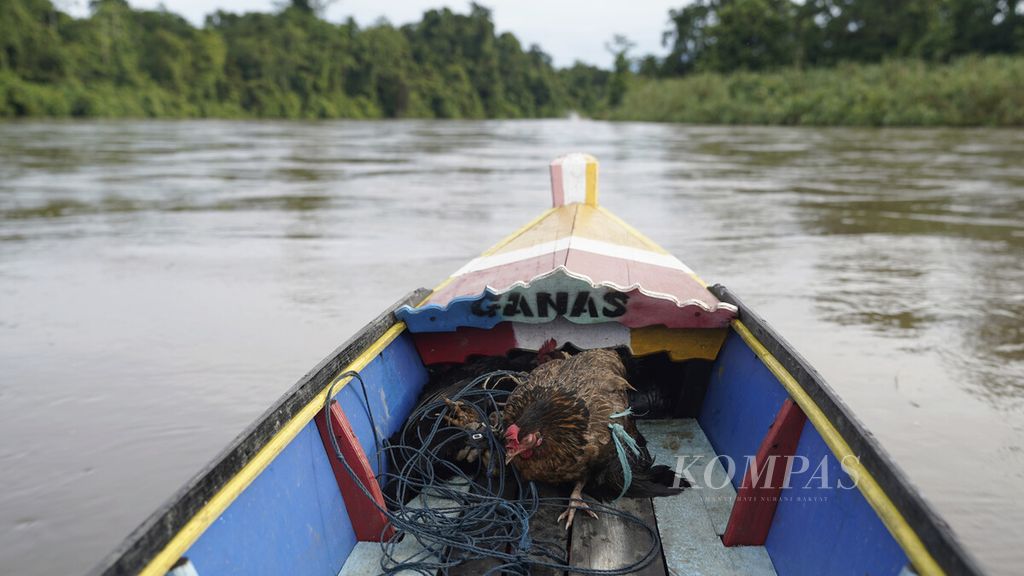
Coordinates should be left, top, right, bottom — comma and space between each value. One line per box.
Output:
412, 322, 518, 365
563, 247, 631, 290
723, 398, 807, 547
314, 401, 394, 542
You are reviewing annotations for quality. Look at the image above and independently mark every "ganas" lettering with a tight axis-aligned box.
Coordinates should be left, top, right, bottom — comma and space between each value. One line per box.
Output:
470, 291, 628, 320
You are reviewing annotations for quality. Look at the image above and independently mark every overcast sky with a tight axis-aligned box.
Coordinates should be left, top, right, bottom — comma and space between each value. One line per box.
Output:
60, 0, 684, 68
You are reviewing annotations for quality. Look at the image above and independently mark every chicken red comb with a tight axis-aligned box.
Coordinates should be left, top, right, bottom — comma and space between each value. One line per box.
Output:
537, 338, 558, 357
504, 424, 520, 447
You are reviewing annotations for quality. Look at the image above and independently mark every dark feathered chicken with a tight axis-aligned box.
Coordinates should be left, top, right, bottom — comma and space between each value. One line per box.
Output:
502, 348, 688, 528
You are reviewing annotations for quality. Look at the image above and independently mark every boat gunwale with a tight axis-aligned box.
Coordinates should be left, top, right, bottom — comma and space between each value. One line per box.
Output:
712, 284, 986, 576
86, 281, 986, 576
87, 288, 431, 576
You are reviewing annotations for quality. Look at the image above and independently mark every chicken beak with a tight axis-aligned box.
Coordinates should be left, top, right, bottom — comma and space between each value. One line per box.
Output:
504, 449, 520, 465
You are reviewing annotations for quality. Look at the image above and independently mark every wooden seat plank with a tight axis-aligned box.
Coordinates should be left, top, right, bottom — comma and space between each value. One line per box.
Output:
638, 419, 777, 576
337, 542, 384, 576
444, 477, 516, 576
639, 418, 736, 536
570, 497, 667, 576
526, 483, 570, 576
338, 483, 469, 576
343, 420, 776, 576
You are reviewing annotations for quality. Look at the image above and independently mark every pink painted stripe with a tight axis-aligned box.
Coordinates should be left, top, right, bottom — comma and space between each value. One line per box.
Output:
626, 259, 713, 303
563, 248, 630, 293
619, 293, 734, 328
564, 249, 715, 304
550, 162, 565, 207
426, 250, 730, 322
428, 250, 571, 306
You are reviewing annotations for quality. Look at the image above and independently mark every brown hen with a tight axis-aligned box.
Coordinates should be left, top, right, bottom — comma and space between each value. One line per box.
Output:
502, 348, 687, 528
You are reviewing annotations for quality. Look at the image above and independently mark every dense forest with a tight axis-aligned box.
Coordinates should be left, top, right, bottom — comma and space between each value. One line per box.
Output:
1, 0, 1022, 123
653, 0, 1023, 76
0, 0, 611, 118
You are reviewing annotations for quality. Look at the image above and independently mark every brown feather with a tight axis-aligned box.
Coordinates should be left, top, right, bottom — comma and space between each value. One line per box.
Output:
502, 349, 632, 485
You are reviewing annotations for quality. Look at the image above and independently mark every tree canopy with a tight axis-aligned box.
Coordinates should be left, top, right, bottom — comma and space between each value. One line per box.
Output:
2, 0, 1021, 118
660, 0, 1023, 75
0, 0, 609, 118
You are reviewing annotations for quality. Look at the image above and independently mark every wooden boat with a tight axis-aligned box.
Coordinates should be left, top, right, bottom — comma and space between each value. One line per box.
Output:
92, 154, 984, 576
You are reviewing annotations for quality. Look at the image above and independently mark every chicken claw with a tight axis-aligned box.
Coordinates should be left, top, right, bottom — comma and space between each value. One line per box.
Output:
557, 500, 598, 530
557, 481, 598, 530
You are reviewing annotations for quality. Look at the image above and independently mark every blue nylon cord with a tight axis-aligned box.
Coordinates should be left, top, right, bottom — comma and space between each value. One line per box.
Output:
609, 408, 641, 500
323, 371, 661, 575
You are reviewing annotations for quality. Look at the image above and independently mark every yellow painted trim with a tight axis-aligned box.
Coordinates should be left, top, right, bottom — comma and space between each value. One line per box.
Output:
481, 206, 559, 258
594, 206, 662, 252
585, 160, 599, 206
732, 320, 944, 576
417, 207, 559, 306
139, 323, 408, 576
630, 326, 728, 361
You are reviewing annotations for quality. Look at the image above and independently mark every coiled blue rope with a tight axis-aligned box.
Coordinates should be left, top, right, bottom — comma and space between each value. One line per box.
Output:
324, 370, 660, 575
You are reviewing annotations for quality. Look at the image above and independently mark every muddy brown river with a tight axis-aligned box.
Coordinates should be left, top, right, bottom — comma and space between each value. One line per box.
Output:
1, 120, 1021, 575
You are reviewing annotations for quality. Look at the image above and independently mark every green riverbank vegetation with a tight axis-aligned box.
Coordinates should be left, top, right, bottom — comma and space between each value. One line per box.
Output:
615, 0, 1024, 126
1, 0, 1022, 125
612, 56, 1024, 126
0, 0, 610, 119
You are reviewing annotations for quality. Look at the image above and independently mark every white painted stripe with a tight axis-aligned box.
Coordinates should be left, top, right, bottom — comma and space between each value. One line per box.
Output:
560, 153, 589, 205
568, 236, 693, 273
513, 317, 631, 351
452, 236, 693, 277
453, 236, 571, 276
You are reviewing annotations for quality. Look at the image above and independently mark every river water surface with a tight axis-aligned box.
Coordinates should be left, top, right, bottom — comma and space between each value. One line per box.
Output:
1, 120, 1022, 575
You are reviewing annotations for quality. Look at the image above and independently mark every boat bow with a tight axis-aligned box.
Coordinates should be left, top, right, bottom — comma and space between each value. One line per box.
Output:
398, 153, 737, 335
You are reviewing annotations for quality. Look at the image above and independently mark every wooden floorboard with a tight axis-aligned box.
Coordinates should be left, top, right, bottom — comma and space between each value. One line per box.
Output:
339, 483, 469, 576
570, 497, 667, 576
444, 478, 511, 576
446, 481, 572, 576
336, 542, 383, 576
639, 419, 777, 576
443, 551, 502, 574
640, 419, 736, 536
342, 420, 777, 576
526, 483, 570, 576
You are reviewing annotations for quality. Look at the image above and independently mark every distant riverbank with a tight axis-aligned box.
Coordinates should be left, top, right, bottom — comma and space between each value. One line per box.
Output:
7, 55, 1021, 126
4, 0, 1024, 126
609, 56, 1024, 127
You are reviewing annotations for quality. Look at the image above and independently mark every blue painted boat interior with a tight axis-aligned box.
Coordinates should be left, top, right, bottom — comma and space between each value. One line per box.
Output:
183, 328, 910, 575
699, 331, 790, 491
701, 331, 909, 576
185, 421, 356, 575
765, 419, 908, 576
183, 332, 429, 575
334, 334, 430, 476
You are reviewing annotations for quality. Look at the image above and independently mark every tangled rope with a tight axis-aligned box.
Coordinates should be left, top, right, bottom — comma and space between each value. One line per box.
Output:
324, 369, 661, 575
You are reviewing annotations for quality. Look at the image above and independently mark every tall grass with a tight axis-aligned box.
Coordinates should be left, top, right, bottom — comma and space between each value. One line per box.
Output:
610, 56, 1024, 126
